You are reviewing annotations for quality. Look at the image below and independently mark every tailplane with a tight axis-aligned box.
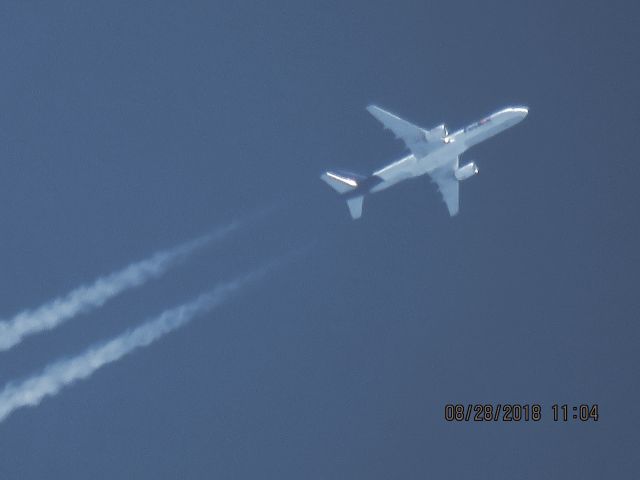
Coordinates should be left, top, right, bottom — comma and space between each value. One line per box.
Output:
320, 171, 365, 220
320, 171, 358, 193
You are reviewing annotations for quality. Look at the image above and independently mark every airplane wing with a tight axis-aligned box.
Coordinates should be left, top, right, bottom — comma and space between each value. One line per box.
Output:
367, 105, 442, 158
429, 160, 460, 216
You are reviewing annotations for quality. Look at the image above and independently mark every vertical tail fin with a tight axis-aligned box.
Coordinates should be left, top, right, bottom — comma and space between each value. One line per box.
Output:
346, 196, 364, 219
320, 171, 365, 220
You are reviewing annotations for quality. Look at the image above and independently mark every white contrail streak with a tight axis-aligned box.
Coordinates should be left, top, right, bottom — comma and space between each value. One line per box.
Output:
0, 268, 265, 424
0, 222, 238, 352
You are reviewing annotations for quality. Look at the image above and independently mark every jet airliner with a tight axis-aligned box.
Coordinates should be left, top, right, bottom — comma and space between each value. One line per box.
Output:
321, 105, 528, 218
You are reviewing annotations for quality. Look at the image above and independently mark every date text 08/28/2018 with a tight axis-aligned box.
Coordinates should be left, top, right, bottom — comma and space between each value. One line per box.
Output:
444, 404, 599, 422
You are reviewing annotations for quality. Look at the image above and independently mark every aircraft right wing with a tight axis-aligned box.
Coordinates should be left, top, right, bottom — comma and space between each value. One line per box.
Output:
429, 161, 460, 216
366, 105, 444, 158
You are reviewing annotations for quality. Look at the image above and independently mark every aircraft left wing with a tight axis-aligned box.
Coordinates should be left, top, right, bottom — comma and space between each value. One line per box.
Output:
367, 105, 444, 158
429, 161, 460, 216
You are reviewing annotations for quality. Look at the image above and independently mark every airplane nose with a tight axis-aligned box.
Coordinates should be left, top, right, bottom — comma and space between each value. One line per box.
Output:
513, 106, 529, 118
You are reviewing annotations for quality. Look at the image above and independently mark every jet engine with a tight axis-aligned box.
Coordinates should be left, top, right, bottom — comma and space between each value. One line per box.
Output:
454, 162, 478, 181
431, 124, 448, 137
424, 124, 448, 143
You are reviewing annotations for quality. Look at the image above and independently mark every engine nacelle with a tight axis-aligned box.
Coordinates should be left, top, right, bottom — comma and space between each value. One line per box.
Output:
423, 124, 448, 142
454, 162, 478, 181
431, 124, 448, 137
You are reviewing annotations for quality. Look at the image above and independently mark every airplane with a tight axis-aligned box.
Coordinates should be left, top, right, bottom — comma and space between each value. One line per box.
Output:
321, 105, 528, 219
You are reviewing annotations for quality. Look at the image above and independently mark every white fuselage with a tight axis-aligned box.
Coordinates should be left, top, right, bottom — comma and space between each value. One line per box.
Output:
369, 107, 528, 193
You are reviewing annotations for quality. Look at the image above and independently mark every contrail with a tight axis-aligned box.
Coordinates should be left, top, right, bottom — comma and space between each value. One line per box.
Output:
0, 267, 267, 424
0, 222, 238, 352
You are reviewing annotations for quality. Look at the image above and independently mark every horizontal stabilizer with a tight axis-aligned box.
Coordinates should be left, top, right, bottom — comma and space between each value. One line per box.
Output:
346, 196, 364, 219
320, 171, 358, 194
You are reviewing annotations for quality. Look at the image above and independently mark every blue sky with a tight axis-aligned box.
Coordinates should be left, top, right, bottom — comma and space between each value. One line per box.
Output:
0, 1, 638, 478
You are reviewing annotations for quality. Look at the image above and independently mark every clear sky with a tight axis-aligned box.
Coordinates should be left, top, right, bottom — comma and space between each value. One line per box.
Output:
0, 1, 638, 478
